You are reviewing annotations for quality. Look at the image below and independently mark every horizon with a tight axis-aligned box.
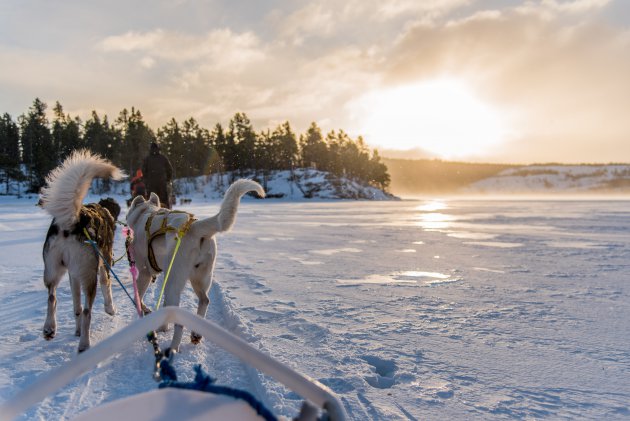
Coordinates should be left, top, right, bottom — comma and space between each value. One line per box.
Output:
2, 1, 630, 164
381, 156, 630, 167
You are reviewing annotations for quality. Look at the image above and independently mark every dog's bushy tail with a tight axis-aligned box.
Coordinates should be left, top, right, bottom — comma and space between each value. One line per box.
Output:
40, 150, 125, 228
191, 179, 265, 237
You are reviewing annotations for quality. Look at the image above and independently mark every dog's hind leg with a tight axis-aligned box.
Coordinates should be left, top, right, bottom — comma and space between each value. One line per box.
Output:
136, 268, 154, 315
99, 265, 116, 316
189, 271, 213, 345
43, 261, 66, 340
162, 265, 189, 352
78, 272, 97, 353
68, 273, 83, 337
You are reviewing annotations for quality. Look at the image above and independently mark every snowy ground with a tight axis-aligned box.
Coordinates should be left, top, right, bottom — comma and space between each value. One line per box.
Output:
1, 195, 629, 420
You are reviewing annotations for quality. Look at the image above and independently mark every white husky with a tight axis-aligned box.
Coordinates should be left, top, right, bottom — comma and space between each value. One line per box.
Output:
126, 179, 265, 351
40, 150, 125, 352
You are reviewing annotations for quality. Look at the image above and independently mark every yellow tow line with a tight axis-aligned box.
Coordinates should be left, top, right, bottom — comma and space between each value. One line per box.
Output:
155, 233, 183, 311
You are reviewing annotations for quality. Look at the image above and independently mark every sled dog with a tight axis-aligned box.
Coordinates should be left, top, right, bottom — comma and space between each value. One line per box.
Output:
40, 150, 125, 352
126, 179, 264, 351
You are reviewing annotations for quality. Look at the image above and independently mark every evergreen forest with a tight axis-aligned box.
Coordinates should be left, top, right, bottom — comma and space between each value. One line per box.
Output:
0, 98, 390, 194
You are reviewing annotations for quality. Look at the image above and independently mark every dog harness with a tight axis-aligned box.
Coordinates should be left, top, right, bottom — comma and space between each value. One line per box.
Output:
144, 209, 196, 272
76, 204, 117, 272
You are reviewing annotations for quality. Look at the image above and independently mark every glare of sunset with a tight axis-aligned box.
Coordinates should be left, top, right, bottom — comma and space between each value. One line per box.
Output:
351, 79, 509, 160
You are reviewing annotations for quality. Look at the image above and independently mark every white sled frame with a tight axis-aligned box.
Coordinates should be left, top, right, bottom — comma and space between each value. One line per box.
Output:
0, 307, 347, 421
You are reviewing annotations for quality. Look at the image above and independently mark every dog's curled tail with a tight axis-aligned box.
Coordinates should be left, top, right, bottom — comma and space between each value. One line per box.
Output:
192, 179, 265, 237
40, 150, 125, 228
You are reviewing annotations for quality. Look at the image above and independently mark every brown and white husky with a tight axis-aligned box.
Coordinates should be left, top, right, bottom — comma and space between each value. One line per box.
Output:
40, 150, 124, 352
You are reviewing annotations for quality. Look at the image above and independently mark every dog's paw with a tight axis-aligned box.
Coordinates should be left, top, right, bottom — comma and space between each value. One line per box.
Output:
190, 332, 202, 345
77, 343, 90, 353
105, 305, 117, 316
141, 303, 152, 315
43, 327, 56, 340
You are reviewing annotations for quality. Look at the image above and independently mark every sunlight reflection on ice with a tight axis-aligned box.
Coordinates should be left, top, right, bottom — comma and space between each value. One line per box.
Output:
415, 200, 448, 212
424, 278, 462, 286
311, 247, 362, 256
257, 236, 295, 242
337, 270, 460, 286
337, 274, 418, 285
546, 241, 605, 249
447, 231, 497, 240
473, 267, 506, 273
397, 271, 451, 279
414, 212, 455, 230
464, 241, 522, 248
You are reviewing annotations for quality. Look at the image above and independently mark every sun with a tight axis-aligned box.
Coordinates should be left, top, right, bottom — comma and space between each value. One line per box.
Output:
349, 78, 508, 160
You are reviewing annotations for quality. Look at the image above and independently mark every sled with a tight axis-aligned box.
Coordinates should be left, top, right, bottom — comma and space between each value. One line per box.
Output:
0, 307, 347, 421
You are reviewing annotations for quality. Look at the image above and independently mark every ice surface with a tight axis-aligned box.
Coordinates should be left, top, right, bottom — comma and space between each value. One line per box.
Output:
0, 196, 629, 420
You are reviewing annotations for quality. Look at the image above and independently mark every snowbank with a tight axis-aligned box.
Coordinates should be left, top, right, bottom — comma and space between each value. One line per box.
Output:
172, 170, 396, 202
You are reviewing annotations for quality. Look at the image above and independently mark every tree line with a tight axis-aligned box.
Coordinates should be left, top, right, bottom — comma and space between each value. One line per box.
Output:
0, 98, 390, 195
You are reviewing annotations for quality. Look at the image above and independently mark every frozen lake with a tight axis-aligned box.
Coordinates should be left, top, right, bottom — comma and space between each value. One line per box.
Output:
1, 197, 629, 420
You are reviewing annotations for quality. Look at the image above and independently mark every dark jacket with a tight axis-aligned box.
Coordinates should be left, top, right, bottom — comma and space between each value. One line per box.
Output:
142, 151, 173, 206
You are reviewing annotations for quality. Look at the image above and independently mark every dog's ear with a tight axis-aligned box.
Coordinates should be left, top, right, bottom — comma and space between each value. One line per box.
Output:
149, 192, 160, 207
99, 197, 121, 220
130, 195, 145, 210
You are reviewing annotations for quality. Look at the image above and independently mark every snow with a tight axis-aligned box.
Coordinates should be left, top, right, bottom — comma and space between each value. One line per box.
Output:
1, 194, 630, 420
173, 170, 396, 201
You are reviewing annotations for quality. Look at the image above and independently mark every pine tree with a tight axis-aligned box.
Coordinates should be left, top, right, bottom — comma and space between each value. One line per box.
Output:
228, 112, 257, 173
157, 118, 184, 176
0, 113, 22, 194
117, 107, 155, 174
183, 118, 211, 176
274, 121, 298, 170
256, 129, 273, 189
52, 102, 83, 163
299, 122, 328, 170
325, 130, 344, 176
209, 123, 227, 175
20, 98, 55, 191
368, 149, 390, 189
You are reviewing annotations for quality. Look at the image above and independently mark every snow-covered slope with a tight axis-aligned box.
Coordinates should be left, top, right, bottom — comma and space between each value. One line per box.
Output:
173, 169, 396, 202
0, 169, 396, 201
466, 165, 630, 194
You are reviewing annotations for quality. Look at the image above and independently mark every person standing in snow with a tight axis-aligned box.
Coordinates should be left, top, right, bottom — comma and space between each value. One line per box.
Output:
142, 142, 173, 209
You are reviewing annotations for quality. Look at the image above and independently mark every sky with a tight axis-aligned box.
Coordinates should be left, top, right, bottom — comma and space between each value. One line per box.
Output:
1, 0, 629, 164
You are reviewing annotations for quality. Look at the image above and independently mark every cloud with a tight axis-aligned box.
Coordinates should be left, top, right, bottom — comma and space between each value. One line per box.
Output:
273, 0, 471, 44
99, 29, 265, 71
517, 0, 612, 18
375, 0, 472, 20
151, 44, 380, 136
383, 7, 630, 162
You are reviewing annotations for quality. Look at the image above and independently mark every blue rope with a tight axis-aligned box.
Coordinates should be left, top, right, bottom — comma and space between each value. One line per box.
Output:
84, 235, 137, 309
158, 362, 278, 421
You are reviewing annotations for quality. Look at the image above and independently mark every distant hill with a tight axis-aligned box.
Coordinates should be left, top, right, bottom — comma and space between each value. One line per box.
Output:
383, 158, 513, 194
383, 158, 630, 195
465, 164, 630, 194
